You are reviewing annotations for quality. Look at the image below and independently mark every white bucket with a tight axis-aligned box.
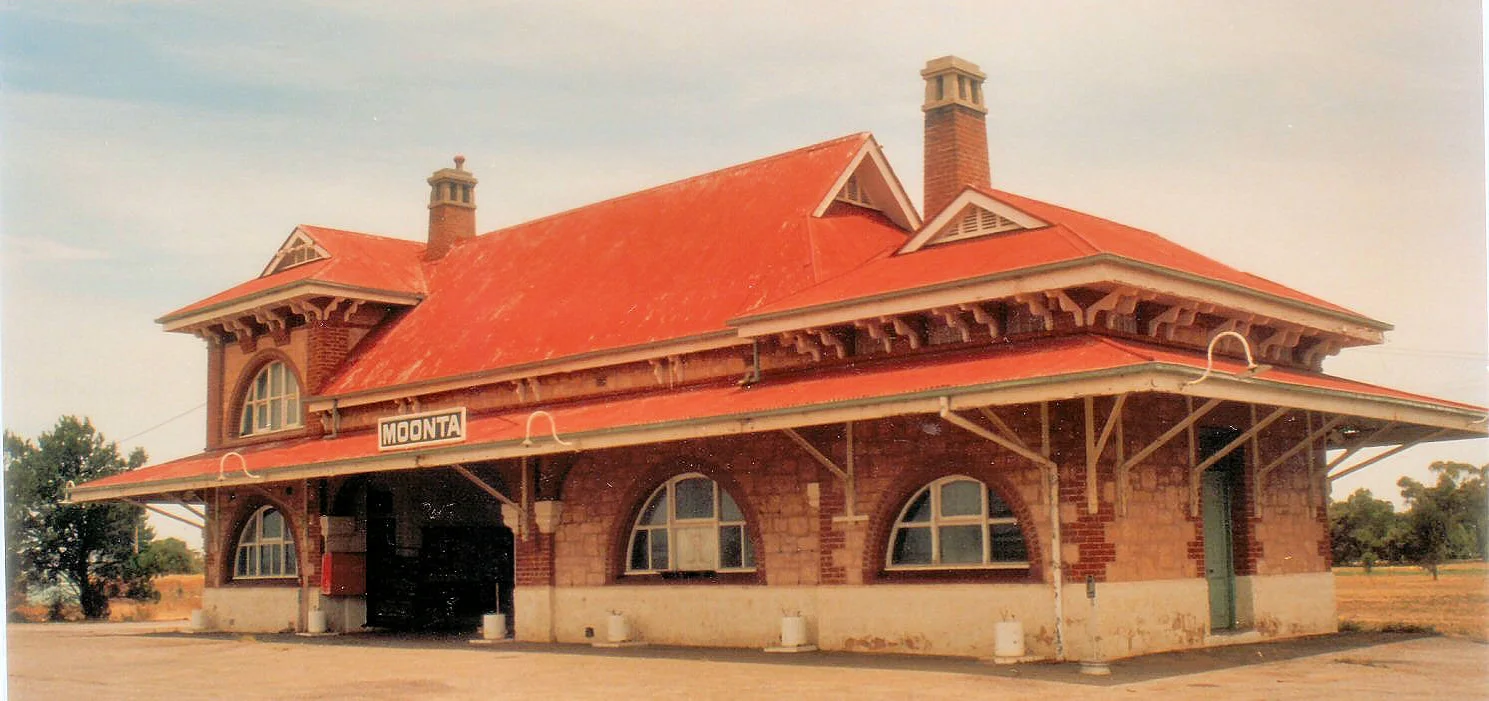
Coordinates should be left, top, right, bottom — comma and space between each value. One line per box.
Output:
307, 610, 328, 634
607, 613, 631, 643
483, 613, 507, 640
993, 621, 1025, 659
188, 609, 207, 631
780, 615, 808, 648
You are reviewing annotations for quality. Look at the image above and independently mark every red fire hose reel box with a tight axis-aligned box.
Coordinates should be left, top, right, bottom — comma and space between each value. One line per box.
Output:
320, 552, 367, 596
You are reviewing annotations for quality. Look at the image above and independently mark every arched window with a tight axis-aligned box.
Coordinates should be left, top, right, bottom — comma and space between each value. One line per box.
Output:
234, 506, 298, 579
239, 361, 301, 436
886, 476, 1028, 569
626, 474, 755, 574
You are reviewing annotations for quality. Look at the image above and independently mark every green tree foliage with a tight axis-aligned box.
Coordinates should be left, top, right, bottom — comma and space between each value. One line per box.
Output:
1328, 488, 1402, 570
133, 537, 204, 576
1396, 461, 1486, 579
4, 417, 152, 618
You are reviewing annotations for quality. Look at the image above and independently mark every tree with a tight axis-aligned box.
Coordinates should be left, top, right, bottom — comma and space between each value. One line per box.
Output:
1397, 462, 1486, 580
133, 537, 204, 576
1329, 488, 1402, 570
4, 416, 151, 618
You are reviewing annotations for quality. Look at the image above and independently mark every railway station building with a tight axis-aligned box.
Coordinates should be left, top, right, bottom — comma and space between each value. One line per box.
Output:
71, 56, 1486, 661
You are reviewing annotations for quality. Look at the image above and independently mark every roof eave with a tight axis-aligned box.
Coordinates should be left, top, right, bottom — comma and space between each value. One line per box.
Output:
69, 362, 1483, 503
728, 254, 1391, 341
158, 281, 425, 331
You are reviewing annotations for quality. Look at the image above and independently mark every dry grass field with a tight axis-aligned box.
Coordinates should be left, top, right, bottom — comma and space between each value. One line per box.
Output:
1334, 561, 1489, 641
107, 573, 204, 622
9, 574, 204, 623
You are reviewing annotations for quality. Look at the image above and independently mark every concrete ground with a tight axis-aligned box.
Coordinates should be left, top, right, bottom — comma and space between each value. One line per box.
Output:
7, 622, 1488, 700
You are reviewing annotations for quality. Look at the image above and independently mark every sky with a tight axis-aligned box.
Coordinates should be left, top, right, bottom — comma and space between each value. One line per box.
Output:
2, 1, 1485, 548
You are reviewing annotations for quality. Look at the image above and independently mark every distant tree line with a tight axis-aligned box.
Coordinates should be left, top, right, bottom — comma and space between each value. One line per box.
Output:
1330, 461, 1487, 579
5, 416, 203, 620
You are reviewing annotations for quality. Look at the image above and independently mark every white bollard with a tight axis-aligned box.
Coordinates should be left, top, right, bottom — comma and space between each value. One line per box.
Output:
188, 609, 207, 632
993, 621, 1025, 663
607, 613, 631, 643
307, 610, 328, 634
483, 613, 507, 640
780, 615, 808, 648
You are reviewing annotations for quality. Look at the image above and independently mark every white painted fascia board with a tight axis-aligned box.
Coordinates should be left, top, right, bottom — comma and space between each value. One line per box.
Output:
811, 137, 922, 231
898, 190, 1049, 253
158, 281, 423, 331
305, 330, 747, 411
71, 364, 1483, 503
729, 257, 1388, 344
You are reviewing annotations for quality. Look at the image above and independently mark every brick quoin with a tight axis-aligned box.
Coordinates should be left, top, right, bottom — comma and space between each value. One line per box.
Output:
205, 338, 226, 449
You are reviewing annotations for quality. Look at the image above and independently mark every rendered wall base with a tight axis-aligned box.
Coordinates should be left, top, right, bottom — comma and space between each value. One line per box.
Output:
202, 586, 301, 633
320, 596, 368, 633
1242, 572, 1337, 638
1063, 578, 1209, 661
514, 575, 1334, 661
514, 586, 556, 642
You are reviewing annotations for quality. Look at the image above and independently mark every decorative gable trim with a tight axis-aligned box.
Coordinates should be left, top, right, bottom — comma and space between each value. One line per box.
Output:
897, 190, 1048, 254
261, 227, 330, 276
813, 136, 921, 231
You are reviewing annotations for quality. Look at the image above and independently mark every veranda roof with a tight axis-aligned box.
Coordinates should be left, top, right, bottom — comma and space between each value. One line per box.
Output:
71, 335, 1483, 502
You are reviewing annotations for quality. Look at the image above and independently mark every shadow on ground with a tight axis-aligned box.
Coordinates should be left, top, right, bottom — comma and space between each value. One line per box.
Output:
157, 629, 1437, 686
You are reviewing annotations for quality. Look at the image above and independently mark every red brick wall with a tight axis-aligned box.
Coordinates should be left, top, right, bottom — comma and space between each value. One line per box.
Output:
923, 104, 990, 217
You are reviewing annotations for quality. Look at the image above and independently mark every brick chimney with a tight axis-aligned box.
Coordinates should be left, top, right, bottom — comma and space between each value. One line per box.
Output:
425, 155, 478, 261
921, 56, 990, 218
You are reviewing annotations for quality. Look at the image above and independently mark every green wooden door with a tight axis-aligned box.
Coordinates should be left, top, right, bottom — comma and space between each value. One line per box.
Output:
1202, 467, 1236, 631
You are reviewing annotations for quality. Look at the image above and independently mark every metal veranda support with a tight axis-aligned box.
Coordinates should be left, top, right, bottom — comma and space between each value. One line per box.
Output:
1256, 413, 1345, 517
1186, 406, 1289, 517
781, 423, 865, 521
121, 498, 205, 531
450, 464, 526, 540
1327, 427, 1457, 483
1084, 394, 1128, 515
1116, 397, 1222, 515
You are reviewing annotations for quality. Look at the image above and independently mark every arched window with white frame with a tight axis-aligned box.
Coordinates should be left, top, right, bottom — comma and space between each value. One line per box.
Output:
234, 506, 299, 579
626, 474, 755, 574
239, 361, 302, 436
886, 476, 1029, 569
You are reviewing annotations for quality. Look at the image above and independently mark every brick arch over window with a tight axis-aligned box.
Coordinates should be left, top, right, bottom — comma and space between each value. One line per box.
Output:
212, 490, 304, 586
226, 351, 305, 441
864, 463, 1043, 584
592, 456, 766, 584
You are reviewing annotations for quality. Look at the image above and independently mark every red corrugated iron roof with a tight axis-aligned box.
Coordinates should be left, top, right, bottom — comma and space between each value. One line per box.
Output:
160, 226, 428, 321
320, 133, 906, 395
738, 186, 1373, 323
75, 334, 1480, 498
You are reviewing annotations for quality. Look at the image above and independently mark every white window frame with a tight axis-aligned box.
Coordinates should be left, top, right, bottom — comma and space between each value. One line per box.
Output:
233, 506, 299, 580
239, 361, 302, 436
885, 475, 1030, 571
625, 473, 756, 575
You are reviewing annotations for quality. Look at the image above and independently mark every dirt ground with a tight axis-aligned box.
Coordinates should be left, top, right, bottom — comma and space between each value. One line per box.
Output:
7, 622, 1489, 701
1335, 562, 1489, 641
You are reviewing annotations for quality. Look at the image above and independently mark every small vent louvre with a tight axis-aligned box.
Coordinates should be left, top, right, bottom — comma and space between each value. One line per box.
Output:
270, 237, 327, 274
938, 206, 1022, 245
836, 174, 877, 209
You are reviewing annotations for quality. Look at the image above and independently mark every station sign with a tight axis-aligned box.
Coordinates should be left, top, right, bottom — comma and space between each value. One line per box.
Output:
378, 407, 467, 451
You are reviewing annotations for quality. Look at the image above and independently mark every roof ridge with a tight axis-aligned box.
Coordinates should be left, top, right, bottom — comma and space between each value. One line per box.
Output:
473, 132, 872, 238
297, 224, 425, 247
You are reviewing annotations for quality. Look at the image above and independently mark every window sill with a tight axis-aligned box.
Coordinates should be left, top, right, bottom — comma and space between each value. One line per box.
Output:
872, 567, 1034, 585
616, 570, 761, 586
225, 576, 302, 588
